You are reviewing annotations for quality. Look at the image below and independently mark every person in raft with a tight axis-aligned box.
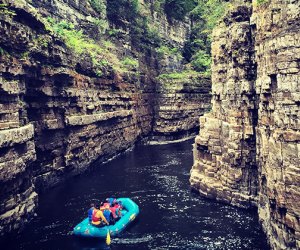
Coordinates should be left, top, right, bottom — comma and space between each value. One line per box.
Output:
102, 204, 112, 225
109, 201, 123, 225
91, 205, 109, 227
103, 197, 116, 207
88, 203, 95, 223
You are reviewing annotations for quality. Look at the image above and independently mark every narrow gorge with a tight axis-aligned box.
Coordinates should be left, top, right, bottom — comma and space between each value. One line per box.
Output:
0, 0, 211, 236
0, 0, 299, 249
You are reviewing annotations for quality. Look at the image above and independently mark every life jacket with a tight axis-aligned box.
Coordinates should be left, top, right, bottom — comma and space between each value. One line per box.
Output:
92, 209, 103, 225
116, 207, 122, 217
106, 198, 116, 206
110, 206, 122, 218
103, 209, 111, 222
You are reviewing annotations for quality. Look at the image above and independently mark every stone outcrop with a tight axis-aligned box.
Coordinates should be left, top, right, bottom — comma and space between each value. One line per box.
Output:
190, 1, 258, 208
191, 0, 300, 249
253, 1, 300, 249
0, 0, 211, 235
153, 75, 211, 141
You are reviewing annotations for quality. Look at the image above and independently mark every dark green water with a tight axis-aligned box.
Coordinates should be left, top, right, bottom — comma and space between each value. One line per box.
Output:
1, 139, 269, 249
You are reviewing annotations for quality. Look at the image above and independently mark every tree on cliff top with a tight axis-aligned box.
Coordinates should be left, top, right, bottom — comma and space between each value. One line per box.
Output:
184, 0, 228, 74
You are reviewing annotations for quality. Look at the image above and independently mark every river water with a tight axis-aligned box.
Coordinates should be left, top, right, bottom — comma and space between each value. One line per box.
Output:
1, 139, 269, 250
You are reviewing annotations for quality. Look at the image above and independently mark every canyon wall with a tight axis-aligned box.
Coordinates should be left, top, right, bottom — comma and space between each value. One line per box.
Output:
0, 0, 211, 234
0, 0, 153, 234
153, 75, 211, 141
254, 0, 300, 248
191, 0, 300, 249
140, 0, 212, 141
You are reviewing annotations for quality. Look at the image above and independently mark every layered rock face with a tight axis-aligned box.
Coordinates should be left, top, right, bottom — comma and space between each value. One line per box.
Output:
191, 0, 300, 249
190, 2, 258, 207
0, 0, 211, 235
140, 0, 211, 141
253, 1, 300, 249
153, 75, 211, 141
0, 0, 153, 234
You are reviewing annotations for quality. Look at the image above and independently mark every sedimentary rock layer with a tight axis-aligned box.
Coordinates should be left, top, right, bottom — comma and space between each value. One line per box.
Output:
191, 0, 300, 249
0, 0, 153, 234
153, 75, 211, 141
253, 1, 300, 249
190, 2, 258, 208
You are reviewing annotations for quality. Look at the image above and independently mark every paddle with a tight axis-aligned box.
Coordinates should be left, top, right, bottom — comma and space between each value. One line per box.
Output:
106, 227, 111, 245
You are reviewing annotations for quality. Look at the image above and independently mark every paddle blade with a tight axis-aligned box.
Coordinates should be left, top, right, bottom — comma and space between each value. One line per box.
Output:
106, 230, 111, 245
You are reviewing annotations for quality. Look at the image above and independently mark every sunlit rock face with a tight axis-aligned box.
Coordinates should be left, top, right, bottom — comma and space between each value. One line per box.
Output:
191, 0, 300, 249
190, 1, 258, 208
253, 1, 300, 249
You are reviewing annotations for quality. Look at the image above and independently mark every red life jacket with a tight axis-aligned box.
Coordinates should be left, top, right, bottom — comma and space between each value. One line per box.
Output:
92, 209, 100, 223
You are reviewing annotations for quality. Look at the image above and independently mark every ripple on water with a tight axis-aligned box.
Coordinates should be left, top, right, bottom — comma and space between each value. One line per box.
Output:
0, 139, 269, 250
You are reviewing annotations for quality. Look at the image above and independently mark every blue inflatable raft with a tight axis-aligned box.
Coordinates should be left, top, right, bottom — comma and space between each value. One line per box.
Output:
73, 198, 139, 238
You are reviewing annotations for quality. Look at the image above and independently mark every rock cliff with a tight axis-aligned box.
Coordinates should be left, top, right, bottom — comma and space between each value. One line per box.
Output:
0, 0, 211, 234
153, 74, 211, 141
190, 0, 300, 249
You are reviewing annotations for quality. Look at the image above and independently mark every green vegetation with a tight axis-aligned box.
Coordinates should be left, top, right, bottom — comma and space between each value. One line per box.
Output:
92, 18, 108, 34
20, 51, 30, 59
89, 0, 106, 17
44, 17, 142, 76
191, 50, 211, 73
143, 26, 161, 47
0, 47, 5, 56
157, 70, 200, 80
3, 0, 228, 81
256, 0, 269, 5
130, 22, 161, 51
156, 45, 179, 57
45, 17, 118, 75
121, 57, 139, 70
164, 0, 197, 21
0, 3, 16, 16
46, 18, 101, 55
184, 0, 228, 75
106, 0, 139, 24
34, 36, 49, 49
107, 0, 227, 78
156, 45, 183, 62
107, 28, 123, 38
153, 0, 165, 14
151, 0, 197, 21
106, 0, 162, 50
